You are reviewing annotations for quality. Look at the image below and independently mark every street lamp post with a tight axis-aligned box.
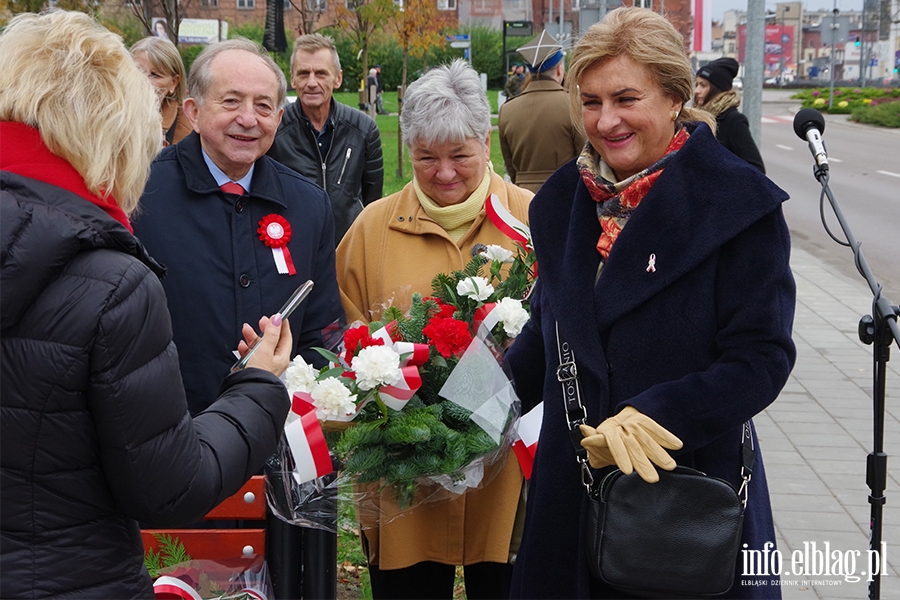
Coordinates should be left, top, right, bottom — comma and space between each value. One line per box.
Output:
830, 6, 838, 108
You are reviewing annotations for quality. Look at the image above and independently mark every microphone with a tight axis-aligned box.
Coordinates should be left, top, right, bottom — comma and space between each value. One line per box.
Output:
793, 108, 829, 171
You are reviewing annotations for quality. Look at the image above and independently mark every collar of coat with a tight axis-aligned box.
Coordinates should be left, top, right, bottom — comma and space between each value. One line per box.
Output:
171, 132, 289, 208
531, 121, 788, 349
385, 171, 518, 239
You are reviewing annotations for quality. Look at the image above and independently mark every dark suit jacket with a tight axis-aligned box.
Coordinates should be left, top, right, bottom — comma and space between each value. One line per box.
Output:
507, 123, 795, 599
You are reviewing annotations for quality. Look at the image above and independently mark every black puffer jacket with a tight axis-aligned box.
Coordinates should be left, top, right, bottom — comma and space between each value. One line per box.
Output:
0, 172, 290, 599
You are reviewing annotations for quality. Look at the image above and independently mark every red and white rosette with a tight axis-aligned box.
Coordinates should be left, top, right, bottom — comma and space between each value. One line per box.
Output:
283, 395, 334, 485
511, 401, 543, 480
258, 214, 296, 275
369, 323, 428, 411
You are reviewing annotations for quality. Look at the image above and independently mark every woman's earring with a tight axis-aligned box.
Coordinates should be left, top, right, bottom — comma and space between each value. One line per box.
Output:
672, 110, 679, 122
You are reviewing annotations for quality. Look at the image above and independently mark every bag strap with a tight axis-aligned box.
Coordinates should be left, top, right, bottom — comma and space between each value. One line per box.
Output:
555, 320, 755, 503
554, 321, 594, 491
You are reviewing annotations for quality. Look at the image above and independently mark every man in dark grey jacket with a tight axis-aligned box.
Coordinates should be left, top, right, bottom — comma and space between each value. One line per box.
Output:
268, 33, 384, 245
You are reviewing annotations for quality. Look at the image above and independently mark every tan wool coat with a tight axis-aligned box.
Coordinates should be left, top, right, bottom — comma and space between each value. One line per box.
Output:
498, 78, 587, 193
335, 172, 533, 569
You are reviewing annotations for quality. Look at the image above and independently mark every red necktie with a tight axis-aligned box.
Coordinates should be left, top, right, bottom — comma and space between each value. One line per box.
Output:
220, 182, 245, 195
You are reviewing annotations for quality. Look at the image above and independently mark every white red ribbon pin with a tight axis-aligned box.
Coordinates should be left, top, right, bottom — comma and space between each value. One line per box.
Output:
258, 214, 296, 275
647, 253, 657, 273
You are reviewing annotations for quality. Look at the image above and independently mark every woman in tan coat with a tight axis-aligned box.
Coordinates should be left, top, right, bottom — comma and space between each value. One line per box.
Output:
336, 59, 533, 600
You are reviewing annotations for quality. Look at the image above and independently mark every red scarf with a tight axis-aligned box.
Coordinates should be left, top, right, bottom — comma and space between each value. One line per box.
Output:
0, 122, 132, 232
578, 128, 689, 259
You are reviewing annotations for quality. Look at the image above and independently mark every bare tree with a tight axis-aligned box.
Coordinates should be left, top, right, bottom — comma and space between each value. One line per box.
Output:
128, 0, 192, 46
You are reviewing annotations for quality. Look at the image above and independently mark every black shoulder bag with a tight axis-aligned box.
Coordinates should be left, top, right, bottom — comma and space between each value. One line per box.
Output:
555, 322, 752, 598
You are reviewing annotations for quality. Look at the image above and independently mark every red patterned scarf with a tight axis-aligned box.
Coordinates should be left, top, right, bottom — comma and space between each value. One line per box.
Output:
577, 128, 689, 259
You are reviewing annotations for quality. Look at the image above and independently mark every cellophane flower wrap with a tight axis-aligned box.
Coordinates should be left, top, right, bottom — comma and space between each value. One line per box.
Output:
266, 241, 536, 529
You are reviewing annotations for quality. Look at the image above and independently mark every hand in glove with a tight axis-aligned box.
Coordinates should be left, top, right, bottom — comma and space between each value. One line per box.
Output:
579, 424, 616, 470
580, 406, 683, 483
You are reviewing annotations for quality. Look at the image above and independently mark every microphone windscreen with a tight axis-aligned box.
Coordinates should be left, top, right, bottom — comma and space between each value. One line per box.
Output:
793, 108, 826, 140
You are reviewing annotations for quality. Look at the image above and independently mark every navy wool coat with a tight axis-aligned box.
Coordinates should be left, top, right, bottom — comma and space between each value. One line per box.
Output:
133, 132, 343, 415
507, 123, 796, 599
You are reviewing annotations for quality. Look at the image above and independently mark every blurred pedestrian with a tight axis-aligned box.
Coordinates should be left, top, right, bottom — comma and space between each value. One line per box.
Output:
504, 64, 526, 99
375, 64, 387, 114
695, 57, 765, 173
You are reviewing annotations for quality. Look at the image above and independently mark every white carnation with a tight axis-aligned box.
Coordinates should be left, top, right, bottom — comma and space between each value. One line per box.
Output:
352, 345, 403, 391
310, 377, 356, 420
494, 297, 530, 337
480, 244, 514, 263
284, 355, 319, 395
456, 276, 494, 302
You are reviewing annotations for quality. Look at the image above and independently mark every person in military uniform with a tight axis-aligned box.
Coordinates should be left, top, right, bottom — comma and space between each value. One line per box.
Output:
498, 32, 586, 193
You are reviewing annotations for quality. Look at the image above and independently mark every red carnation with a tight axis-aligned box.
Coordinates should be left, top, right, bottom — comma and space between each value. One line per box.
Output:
422, 317, 472, 358
424, 296, 457, 320
343, 325, 383, 366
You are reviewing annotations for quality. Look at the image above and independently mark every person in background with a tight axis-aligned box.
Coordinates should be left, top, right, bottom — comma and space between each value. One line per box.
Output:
694, 57, 765, 173
499, 31, 586, 192
337, 59, 532, 600
506, 8, 795, 598
366, 67, 379, 118
504, 63, 526, 99
1, 12, 293, 598
268, 33, 384, 245
374, 64, 387, 115
131, 35, 192, 147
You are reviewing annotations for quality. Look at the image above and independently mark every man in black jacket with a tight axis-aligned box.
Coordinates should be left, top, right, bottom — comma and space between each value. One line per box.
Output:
268, 33, 384, 245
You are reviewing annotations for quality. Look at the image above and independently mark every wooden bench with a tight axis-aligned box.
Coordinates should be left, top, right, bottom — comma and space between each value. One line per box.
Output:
141, 475, 266, 560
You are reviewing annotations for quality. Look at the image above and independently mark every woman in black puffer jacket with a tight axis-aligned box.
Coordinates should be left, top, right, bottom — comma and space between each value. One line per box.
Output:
0, 12, 293, 598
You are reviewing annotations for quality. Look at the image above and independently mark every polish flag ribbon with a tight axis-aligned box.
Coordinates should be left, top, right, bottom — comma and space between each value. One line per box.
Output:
511, 401, 543, 480
368, 322, 428, 410
258, 214, 296, 275
284, 394, 334, 485
485, 194, 531, 251
153, 576, 203, 600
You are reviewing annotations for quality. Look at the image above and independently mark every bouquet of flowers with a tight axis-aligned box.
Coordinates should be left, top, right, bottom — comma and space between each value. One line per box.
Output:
267, 240, 535, 528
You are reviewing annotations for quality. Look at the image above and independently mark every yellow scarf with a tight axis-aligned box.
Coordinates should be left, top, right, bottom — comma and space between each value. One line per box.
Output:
414, 164, 492, 243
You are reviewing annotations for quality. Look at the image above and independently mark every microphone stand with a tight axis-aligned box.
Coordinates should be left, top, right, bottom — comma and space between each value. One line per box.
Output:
810, 164, 900, 600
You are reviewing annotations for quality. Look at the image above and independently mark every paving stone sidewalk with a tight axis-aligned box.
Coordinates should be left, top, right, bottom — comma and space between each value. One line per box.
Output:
755, 245, 900, 599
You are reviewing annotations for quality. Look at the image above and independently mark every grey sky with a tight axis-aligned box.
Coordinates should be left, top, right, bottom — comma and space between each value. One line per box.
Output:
711, 0, 863, 21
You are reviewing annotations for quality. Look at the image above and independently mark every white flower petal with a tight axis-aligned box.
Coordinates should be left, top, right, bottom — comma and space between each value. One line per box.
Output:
456, 276, 494, 302
352, 345, 403, 391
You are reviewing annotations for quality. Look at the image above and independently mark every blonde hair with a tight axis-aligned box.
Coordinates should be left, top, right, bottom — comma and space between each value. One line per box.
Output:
131, 36, 187, 104
566, 7, 715, 134
0, 11, 162, 215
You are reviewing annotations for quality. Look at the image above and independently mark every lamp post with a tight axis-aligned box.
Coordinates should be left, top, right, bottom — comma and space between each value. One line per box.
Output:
830, 6, 838, 109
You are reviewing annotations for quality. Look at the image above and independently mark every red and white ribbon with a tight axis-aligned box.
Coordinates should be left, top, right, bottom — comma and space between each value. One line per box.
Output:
154, 576, 203, 600
512, 401, 543, 480
368, 323, 428, 411
258, 214, 296, 275
284, 395, 334, 485
486, 194, 531, 251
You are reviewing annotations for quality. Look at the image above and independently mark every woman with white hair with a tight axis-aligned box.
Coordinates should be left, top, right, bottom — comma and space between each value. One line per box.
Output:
337, 59, 533, 599
0, 11, 293, 598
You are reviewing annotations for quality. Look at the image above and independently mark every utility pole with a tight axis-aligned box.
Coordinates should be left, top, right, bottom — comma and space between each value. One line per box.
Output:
745, 0, 765, 147
829, 5, 838, 108
859, 0, 867, 86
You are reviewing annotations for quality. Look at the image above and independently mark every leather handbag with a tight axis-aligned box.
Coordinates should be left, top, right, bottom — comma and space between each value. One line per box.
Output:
553, 322, 752, 598
585, 461, 748, 598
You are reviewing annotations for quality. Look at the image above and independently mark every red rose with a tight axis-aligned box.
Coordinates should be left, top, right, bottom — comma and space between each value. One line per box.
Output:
422, 317, 472, 358
343, 325, 383, 366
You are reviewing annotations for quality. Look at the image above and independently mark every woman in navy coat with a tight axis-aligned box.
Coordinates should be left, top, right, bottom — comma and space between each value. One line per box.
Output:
507, 8, 796, 599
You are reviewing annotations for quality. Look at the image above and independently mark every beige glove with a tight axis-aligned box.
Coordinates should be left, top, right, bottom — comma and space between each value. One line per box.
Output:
580, 406, 683, 483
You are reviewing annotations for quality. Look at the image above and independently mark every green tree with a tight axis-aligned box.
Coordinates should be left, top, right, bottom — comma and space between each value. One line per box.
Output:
334, 0, 397, 91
